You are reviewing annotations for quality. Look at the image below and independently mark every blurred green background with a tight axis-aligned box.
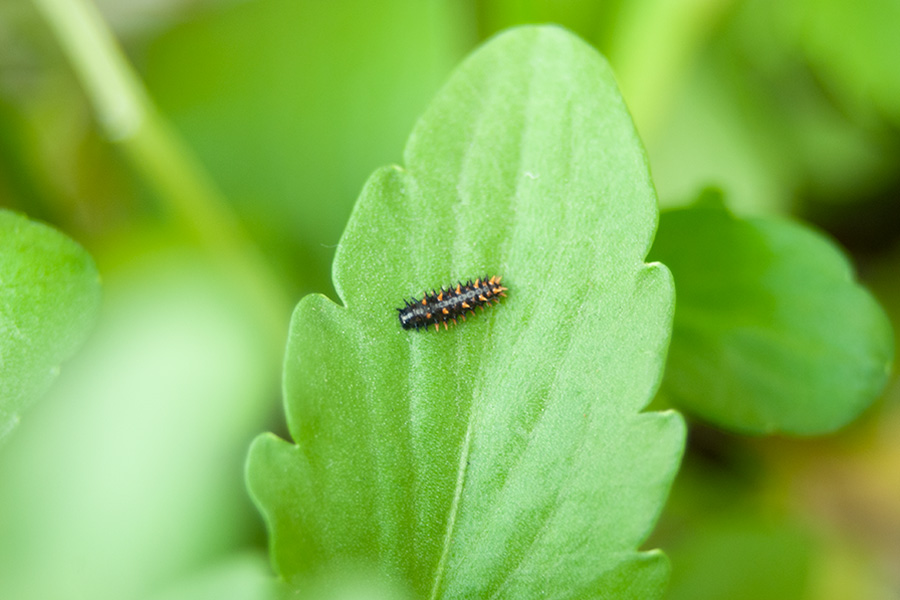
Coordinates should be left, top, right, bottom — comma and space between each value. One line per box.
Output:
0, 0, 898, 598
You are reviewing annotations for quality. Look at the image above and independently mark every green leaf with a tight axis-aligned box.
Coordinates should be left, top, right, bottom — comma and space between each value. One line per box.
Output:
649, 191, 894, 434
0, 209, 100, 443
247, 25, 684, 598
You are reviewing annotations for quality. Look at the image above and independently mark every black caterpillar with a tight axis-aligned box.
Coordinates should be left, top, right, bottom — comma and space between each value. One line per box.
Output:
397, 275, 508, 332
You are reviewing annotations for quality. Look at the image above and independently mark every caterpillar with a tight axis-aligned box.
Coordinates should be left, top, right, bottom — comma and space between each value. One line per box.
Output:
397, 275, 508, 332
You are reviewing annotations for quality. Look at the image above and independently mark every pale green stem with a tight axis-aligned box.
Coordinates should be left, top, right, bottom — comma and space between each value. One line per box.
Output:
608, 0, 736, 140
31, 0, 291, 353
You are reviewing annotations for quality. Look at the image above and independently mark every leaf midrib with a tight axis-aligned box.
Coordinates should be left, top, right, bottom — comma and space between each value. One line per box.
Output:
424, 33, 543, 599
427, 415, 475, 600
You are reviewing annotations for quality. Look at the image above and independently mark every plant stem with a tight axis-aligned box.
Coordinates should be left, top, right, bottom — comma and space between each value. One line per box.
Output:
31, 0, 291, 353
608, 0, 734, 139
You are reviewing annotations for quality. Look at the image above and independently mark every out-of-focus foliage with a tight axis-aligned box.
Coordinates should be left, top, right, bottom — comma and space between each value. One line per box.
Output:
0, 249, 276, 599
141, 0, 470, 295
650, 440, 817, 600
147, 553, 278, 600
0, 0, 898, 598
248, 27, 683, 598
666, 515, 814, 600
642, 0, 898, 218
467, 0, 900, 219
650, 191, 893, 434
0, 209, 100, 443
795, 0, 900, 128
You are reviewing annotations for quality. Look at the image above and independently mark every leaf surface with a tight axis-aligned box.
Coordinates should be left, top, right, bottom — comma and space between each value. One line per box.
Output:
0, 209, 100, 442
247, 26, 684, 598
650, 192, 893, 434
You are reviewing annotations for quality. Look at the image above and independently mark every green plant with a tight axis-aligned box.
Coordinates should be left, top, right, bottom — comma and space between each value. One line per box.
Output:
244, 25, 892, 598
0, 209, 100, 443
650, 190, 892, 434
2, 4, 895, 599
247, 26, 684, 598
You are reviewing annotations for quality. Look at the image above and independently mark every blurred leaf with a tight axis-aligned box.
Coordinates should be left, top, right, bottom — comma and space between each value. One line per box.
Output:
247, 26, 684, 598
664, 515, 813, 600
0, 250, 274, 599
650, 191, 894, 434
142, 0, 470, 293
0, 209, 100, 443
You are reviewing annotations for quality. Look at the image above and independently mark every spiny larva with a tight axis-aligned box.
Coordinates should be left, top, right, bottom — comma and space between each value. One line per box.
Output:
397, 275, 508, 332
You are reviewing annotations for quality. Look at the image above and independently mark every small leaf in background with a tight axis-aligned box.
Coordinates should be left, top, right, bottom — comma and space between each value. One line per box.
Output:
649, 191, 894, 435
0, 209, 100, 443
247, 26, 684, 598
